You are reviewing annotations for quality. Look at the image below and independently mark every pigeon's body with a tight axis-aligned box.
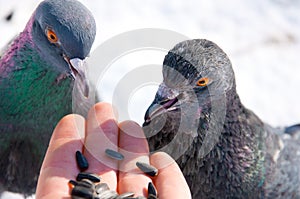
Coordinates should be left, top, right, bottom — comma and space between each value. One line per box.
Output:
143, 39, 300, 198
0, 0, 96, 195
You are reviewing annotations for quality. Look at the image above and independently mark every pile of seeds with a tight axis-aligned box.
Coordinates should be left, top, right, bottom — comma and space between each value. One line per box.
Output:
69, 150, 159, 199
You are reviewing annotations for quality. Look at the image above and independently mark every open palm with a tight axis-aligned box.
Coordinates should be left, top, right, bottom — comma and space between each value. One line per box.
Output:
36, 102, 191, 199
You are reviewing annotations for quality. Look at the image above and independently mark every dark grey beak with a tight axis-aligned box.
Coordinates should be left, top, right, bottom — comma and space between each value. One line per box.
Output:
143, 83, 181, 126
143, 95, 179, 127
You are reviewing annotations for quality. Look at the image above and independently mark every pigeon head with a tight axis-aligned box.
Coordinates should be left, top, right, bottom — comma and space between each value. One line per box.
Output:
144, 39, 235, 124
30, 0, 96, 96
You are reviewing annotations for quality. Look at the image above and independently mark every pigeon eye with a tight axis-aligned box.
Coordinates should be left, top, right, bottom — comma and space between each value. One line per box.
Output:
46, 29, 58, 43
197, 77, 209, 87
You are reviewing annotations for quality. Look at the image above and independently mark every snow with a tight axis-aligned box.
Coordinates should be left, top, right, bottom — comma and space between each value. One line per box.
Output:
0, 0, 300, 198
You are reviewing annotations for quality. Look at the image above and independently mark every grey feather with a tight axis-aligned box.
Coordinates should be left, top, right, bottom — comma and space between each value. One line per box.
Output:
143, 39, 300, 198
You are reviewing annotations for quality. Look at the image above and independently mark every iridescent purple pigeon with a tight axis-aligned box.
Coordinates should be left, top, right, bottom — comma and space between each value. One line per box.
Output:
0, 0, 96, 196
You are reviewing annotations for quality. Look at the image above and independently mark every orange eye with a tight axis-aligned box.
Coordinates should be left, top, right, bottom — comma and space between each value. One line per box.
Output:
46, 29, 58, 43
197, 77, 209, 87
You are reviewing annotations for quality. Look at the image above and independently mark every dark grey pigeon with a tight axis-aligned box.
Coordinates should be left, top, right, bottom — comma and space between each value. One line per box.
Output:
0, 0, 96, 196
143, 39, 300, 199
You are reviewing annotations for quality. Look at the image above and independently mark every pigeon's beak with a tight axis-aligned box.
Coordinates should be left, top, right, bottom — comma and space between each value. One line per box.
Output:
143, 84, 180, 126
64, 56, 89, 98
143, 97, 178, 126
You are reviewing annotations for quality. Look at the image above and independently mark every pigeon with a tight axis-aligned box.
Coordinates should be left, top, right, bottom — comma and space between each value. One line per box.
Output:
143, 39, 300, 198
0, 0, 96, 196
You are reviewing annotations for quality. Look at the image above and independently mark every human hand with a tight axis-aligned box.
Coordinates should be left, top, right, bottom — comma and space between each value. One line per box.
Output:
36, 102, 191, 199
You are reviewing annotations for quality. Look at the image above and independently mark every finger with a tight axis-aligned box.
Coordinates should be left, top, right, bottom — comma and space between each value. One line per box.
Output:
118, 121, 151, 197
150, 152, 191, 199
84, 102, 119, 190
36, 114, 85, 199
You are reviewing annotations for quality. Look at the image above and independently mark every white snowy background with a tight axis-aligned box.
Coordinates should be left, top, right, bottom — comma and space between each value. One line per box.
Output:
0, 0, 299, 198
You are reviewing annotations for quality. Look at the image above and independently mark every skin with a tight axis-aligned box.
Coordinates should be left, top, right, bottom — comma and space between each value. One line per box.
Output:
36, 102, 191, 199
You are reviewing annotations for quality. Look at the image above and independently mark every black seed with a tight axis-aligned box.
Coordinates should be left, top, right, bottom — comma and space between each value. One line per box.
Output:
147, 182, 157, 197
119, 197, 139, 199
72, 196, 89, 199
105, 148, 124, 160
136, 162, 158, 177
76, 150, 89, 171
117, 192, 135, 198
71, 196, 86, 199
120, 198, 136, 199
77, 172, 101, 183
147, 194, 157, 199
5, 11, 14, 22
77, 179, 95, 189
71, 185, 94, 199
69, 180, 78, 186
95, 183, 109, 194
98, 190, 118, 198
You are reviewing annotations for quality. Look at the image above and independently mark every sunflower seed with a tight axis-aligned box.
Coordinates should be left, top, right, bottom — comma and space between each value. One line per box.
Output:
69, 180, 78, 186
95, 183, 110, 194
147, 194, 157, 199
116, 192, 135, 198
117, 197, 136, 199
105, 149, 124, 160
71, 185, 94, 199
5, 11, 14, 22
147, 182, 157, 197
76, 150, 89, 171
71, 196, 87, 199
71, 150, 153, 199
136, 162, 158, 177
77, 172, 101, 183
120, 197, 143, 199
98, 190, 118, 198
76, 179, 95, 190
